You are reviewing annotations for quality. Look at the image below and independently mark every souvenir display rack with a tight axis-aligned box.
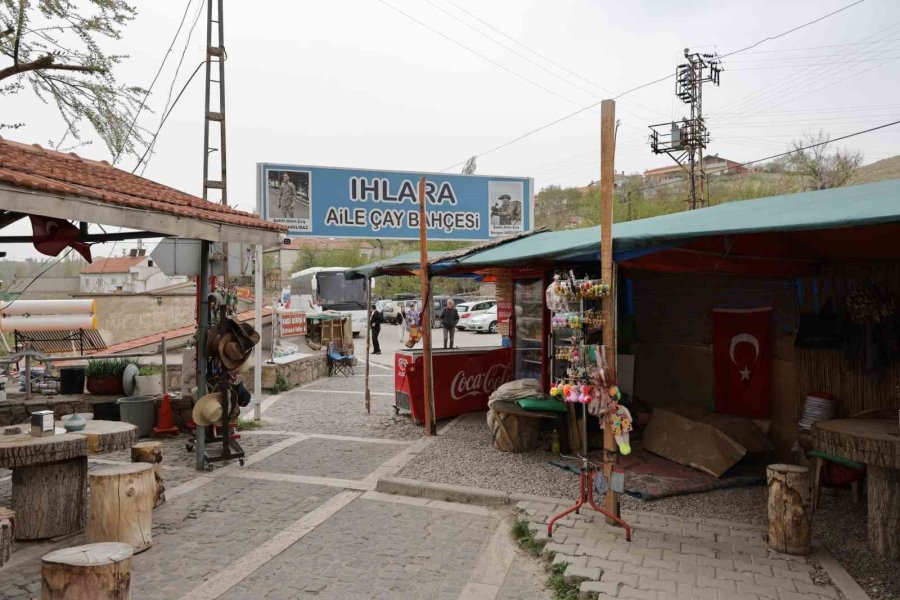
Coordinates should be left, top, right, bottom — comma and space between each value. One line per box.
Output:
545, 272, 632, 540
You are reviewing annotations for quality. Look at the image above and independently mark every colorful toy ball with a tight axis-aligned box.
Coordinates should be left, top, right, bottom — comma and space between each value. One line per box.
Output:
562, 384, 571, 396
550, 386, 560, 397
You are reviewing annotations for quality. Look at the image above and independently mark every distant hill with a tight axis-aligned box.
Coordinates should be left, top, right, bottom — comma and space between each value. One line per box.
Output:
852, 155, 900, 184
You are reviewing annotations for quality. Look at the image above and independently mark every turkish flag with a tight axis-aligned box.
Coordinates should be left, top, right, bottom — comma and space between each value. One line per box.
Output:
713, 307, 772, 418
30, 216, 92, 263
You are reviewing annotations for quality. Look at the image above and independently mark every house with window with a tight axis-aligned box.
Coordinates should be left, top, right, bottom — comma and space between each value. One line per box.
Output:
79, 249, 188, 294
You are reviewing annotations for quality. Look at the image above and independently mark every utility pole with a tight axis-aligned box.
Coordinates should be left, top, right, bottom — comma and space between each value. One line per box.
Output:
202, 0, 227, 205
648, 49, 721, 209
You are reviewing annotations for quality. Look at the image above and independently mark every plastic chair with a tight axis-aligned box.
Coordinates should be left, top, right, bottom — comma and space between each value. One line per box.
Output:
327, 343, 354, 377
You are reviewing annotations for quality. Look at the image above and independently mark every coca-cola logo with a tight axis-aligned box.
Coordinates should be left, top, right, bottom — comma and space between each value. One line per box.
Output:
450, 363, 511, 401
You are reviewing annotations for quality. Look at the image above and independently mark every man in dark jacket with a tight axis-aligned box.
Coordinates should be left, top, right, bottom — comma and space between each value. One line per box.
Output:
440, 299, 460, 349
370, 304, 383, 354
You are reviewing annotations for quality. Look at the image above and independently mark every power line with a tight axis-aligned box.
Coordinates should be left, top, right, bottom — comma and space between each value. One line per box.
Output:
437, 2, 865, 171
719, 0, 865, 57
132, 61, 206, 174
638, 118, 900, 193
113, 0, 196, 166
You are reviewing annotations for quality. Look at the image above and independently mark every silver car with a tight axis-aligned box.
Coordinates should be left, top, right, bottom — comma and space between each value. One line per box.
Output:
465, 304, 498, 334
458, 300, 497, 331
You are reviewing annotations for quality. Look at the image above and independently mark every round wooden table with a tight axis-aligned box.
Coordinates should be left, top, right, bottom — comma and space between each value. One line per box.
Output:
812, 418, 900, 559
0, 420, 139, 540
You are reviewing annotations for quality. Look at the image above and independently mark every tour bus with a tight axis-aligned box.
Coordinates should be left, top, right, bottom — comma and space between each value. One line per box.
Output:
289, 267, 368, 336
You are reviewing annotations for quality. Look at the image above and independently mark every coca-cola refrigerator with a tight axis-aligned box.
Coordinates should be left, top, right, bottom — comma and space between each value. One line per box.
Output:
394, 347, 511, 424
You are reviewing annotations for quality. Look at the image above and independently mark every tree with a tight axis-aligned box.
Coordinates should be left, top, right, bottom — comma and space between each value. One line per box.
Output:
0, 1, 146, 157
786, 131, 863, 191
461, 155, 477, 175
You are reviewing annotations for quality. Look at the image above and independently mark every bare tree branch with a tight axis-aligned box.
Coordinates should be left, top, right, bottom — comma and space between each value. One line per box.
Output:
0, 55, 104, 81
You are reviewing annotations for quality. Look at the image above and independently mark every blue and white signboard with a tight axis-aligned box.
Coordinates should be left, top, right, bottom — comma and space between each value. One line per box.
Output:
257, 163, 533, 241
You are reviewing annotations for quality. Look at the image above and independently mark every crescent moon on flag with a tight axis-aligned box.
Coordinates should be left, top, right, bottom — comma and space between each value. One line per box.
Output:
730, 334, 759, 364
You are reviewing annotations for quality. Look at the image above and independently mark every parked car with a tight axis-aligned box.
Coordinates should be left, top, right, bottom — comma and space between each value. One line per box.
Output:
465, 304, 498, 334
457, 300, 496, 331
381, 300, 400, 323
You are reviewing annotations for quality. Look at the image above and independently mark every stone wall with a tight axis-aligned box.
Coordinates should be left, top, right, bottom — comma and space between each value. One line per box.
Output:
90, 294, 196, 346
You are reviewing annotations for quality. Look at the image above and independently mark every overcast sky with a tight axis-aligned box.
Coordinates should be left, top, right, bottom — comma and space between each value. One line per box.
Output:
3, 0, 900, 260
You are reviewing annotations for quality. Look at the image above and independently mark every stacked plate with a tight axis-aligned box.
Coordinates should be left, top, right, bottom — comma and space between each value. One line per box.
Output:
799, 393, 834, 431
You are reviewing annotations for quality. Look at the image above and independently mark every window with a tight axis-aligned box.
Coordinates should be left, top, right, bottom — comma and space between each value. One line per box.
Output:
147, 259, 154, 267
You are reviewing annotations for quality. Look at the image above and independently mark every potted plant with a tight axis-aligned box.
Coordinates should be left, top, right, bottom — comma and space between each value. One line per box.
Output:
135, 364, 164, 396
85, 358, 135, 395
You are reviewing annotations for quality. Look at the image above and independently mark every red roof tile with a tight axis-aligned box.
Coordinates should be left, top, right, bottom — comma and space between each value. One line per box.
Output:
0, 137, 286, 234
80, 255, 144, 274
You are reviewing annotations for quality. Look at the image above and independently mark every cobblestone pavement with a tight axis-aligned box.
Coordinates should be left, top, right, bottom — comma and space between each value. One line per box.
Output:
521, 500, 845, 600
0, 368, 552, 600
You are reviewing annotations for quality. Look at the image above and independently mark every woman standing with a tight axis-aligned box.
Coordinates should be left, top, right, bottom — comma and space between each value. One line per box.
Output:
399, 304, 408, 343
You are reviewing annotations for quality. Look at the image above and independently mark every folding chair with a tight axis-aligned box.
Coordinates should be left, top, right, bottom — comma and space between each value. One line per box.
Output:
327, 342, 354, 377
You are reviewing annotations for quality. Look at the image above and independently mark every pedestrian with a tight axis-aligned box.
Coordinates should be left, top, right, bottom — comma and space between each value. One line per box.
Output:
440, 299, 460, 349
406, 303, 421, 346
277, 172, 296, 217
399, 304, 408, 343
370, 303, 383, 355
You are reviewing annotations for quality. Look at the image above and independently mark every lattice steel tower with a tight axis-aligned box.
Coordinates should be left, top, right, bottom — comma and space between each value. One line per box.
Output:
648, 49, 721, 209
202, 0, 227, 205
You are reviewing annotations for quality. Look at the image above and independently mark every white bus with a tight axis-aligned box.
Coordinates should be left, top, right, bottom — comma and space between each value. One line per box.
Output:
289, 267, 368, 336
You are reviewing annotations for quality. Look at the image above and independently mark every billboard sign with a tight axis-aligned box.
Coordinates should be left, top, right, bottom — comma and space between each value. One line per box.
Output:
257, 163, 533, 241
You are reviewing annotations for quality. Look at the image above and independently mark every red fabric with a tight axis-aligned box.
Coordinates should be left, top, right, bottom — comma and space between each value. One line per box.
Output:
713, 308, 772, 417
29, 215, 92, 263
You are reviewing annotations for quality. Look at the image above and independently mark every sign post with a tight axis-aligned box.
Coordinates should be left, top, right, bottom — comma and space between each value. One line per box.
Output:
253, 244, 263, 421
600, 99, 620, 521
418, 176, 434, 436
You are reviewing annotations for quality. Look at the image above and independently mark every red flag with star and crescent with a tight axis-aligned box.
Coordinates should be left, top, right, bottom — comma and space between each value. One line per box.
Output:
713, 307, 772, 418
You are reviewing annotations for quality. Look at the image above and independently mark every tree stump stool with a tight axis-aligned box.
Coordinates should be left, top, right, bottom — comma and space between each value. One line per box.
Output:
0, 507, 14, 567
87, 464, 154, 553
767, 464, 811, 555
131, 441, 165, 507
0, 429, 88, 540
41, 542, 133, 600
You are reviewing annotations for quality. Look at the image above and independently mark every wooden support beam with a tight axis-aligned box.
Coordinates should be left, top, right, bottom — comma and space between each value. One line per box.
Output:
600, 99, 620, 523
418, 176, 434, 436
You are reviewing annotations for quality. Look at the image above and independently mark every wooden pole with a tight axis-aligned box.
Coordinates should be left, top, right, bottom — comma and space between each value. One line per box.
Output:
364, 277, 372, 414
600, 99, 620, 521
418, 176, 434, 436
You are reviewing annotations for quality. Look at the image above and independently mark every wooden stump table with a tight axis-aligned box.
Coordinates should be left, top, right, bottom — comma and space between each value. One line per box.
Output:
56, 420, 139, 455
812, 418, 900, 560
0, 427, 88, 540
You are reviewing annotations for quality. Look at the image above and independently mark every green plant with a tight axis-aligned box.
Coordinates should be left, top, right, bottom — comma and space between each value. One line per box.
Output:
547, 562, 579, 600
137, 364, 162, 376
511, 518, 546, 557
270, 373, 290, 394
236, 418, 267, 430
85, 358, 137, 378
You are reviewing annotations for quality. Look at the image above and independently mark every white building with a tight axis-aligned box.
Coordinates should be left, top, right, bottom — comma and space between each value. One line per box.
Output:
79, 249, 188, 294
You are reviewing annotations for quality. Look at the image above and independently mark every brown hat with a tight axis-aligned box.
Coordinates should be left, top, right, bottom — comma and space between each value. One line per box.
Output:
218, 332, 249, 371
230, 319, 260, 352
192, 392, 224, 427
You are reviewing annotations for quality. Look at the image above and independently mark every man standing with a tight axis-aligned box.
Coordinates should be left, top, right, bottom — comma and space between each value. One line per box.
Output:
440, 299, 460, 349
370, 303, 383, 355
399, 304, 408, 343
277, 172, 296, 217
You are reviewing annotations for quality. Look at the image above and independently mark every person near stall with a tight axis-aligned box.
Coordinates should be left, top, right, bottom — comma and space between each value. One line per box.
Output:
441, 299, 460, 349
370, 303, 383, 355
399, 304, 408, 343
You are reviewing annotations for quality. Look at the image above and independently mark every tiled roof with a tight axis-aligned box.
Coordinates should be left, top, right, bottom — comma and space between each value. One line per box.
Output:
80, 255, 144, 274
0, 137, 286, 234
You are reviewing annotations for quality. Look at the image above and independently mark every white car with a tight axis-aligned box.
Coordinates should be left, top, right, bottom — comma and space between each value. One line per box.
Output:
457, 300, 497, 331
465, 304, 498, 334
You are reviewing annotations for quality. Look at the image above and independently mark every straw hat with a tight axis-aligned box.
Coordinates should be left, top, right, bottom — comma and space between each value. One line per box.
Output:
192, 392, 224, 427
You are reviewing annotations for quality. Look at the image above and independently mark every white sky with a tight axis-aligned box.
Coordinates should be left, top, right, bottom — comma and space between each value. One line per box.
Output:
3, 0, 900, 260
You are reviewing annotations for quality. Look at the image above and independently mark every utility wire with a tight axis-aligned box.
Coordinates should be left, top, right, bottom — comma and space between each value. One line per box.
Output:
437, 0, 868, 171
637, 118, 900, 193
132, 61, 206, 174
113, 0, 196, 166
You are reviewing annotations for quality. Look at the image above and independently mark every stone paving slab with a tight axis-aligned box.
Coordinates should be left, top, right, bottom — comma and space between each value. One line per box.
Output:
219, 495, 498, 600
518, 502, 844, 600
247, 436, 406, 480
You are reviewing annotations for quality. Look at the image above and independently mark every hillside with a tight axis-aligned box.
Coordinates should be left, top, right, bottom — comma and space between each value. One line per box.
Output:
852, 155, 900, 184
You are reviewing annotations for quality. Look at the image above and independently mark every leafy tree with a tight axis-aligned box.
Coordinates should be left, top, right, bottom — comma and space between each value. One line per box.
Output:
0, 0, 146, 156
787, 130, 863, 191
461, 155, 477, 175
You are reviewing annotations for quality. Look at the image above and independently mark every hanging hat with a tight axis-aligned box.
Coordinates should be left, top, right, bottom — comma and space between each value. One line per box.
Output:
218, 332, 249, 371
192, 392, 224, 427
230, 319, 261, 352
205, 327, 225, 360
